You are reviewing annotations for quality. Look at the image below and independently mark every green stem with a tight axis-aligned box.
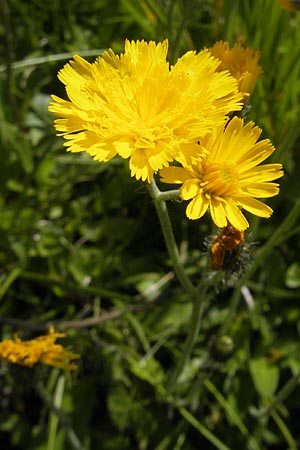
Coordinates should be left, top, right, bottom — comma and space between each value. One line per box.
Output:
250, 197, 300, 273
0, 49, 105, 73
179, 407, 232, 450
20, 270, 133, 302
156, 189, 180, 202
147, 180, 196, 296
254, 371, 300, 418
167, 296, 204, 392
147, 179, 204, 392
271, 409, 297, 450
37, 382, 87, 450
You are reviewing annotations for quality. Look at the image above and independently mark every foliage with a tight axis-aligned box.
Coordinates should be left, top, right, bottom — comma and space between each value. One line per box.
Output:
1, 0, 300, 449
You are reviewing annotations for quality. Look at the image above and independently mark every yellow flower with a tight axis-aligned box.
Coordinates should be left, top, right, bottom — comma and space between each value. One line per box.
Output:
49, 39, 243, 182
277, 0, 300, 11
209, 41, 262, 96
0, 328, 79, 370
160, 116, 283, 231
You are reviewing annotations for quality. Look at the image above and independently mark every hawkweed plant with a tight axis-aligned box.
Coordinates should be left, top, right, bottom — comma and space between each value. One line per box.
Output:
46, 39, 284, 391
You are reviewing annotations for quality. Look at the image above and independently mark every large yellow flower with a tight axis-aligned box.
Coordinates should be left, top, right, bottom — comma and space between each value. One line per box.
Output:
49, 39, 243, 182
209, 41, 262, 97
160, 117, 283, 231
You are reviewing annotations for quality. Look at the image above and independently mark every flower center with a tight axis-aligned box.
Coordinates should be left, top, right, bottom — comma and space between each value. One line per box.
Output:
134, 124, 172, 150
200, 161, 238, 197
134, 130, 156, 149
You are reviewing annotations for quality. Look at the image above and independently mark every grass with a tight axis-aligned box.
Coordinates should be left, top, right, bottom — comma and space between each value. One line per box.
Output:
1, 0, 300, 449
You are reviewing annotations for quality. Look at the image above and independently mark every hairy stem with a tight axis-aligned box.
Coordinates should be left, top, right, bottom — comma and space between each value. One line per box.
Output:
147, 179, 205, 391
147, 179, 196, 296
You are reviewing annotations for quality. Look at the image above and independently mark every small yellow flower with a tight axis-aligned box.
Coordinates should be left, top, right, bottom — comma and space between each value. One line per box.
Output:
160, 116, 283, 231
0, 328, 79, 370
277, 0, 300, 11
49, 39, 243, 182
209, 41, 262, 97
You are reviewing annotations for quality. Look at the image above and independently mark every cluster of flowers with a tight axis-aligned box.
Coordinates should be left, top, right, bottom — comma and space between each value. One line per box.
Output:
3, 35, 289, 370
49, 39, 283, 232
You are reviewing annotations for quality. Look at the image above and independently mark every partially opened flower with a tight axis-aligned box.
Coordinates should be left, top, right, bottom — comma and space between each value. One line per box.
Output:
0, 328, 79, 370
160, 116, 283, 231
210, 225, 245, 271
209, 41, 262, 97
49, 39, 243, 182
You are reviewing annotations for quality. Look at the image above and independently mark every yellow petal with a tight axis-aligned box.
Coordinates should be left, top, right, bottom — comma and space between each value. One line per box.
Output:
147, 145, 175, 171
210, 198, 228, 228
242, 182, 280, 198
115, 141, 132, 158
160, 166, 192, 184
240, 164, 284, 183
224, 200, 249, 230
64, 131, 118, 161
186, 194, 209, 219
180, 179, 202, 200
237, 196, 273, 218
237, 140, 276, 171
129, 149, 153, 182
58, 55, 92, 87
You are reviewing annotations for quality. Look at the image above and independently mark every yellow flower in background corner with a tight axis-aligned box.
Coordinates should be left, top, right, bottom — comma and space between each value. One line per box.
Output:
277, 0, 300, 11
0, 328, 79, 370
209, 41, 262, 97
160, 117, 283, 231
49, 39, 243, 182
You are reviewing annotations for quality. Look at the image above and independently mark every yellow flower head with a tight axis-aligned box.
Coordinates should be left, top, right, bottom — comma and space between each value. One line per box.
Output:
160, 116, 284, 231
209, 41, 262, 97
277, 0, 300, 11
49, 39, 243, 182
0, 328, 80, 370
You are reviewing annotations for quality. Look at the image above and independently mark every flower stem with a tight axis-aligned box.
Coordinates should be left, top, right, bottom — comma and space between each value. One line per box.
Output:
167, 295, 204, 392
37, 381, 87, 450
147, 179, 204, 392
147, 179, 196, 296
156, 189, 180, 202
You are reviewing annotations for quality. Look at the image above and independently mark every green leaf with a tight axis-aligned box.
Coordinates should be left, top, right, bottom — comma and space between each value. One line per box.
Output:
0, 121, 34, 174
127, 355, 165, 390
107, 383, 156, 438
0, 267, 23, 299
249, 358, 280, 398
286, 263, 300, 288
